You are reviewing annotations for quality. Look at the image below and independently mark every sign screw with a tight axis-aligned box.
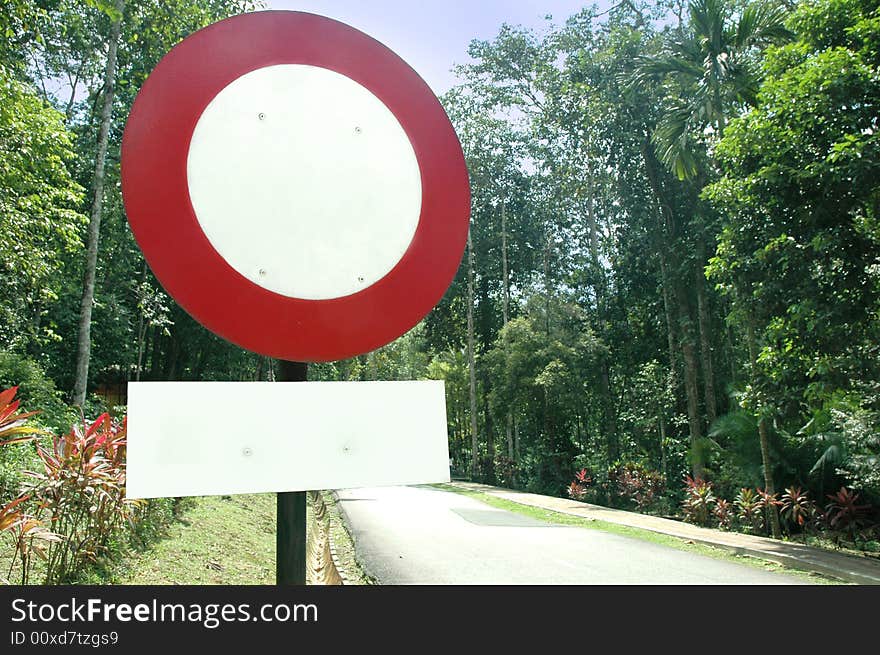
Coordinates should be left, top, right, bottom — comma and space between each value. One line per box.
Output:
354, 126, 362, 134
259, 268, 267, 277
258, 112, 265, 120
242, 447, 253, 457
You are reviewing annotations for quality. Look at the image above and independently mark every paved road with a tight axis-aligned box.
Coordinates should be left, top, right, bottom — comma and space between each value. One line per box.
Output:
336, 485, 809, 584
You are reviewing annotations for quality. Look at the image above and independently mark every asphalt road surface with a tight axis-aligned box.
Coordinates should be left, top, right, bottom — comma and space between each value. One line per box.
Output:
336, 485, 809, 584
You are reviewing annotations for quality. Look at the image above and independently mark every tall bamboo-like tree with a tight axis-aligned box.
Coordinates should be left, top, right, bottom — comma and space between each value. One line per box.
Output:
637, 0, 791, 535
72, 0, 125, 407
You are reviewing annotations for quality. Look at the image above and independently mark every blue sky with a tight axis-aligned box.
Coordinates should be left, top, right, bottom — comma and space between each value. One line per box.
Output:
267, 1, 612, 94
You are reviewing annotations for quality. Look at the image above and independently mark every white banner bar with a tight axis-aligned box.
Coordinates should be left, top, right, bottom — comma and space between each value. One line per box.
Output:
126, 380, 450, 499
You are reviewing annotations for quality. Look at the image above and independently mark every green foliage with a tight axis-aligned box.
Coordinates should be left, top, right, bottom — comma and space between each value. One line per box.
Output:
702, 0, 880, 530
0, 351, 74, 432
735, 487, 764, 533
0, 70, 85, 354
635, 0, 793, 178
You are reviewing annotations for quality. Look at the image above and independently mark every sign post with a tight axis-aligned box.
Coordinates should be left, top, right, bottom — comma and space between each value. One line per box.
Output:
276, 360, 308, 585
121, 11, 470, 586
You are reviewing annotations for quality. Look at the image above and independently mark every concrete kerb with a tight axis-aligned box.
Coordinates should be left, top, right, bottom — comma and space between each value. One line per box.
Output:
450, 481, 880, 585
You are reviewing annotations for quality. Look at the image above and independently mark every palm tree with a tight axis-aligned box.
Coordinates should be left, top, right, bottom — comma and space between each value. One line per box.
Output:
636, 0, 792, 179
632, 0, 792, 538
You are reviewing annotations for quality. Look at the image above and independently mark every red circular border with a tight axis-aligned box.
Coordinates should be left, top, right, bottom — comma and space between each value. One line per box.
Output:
121, 11, 470, 362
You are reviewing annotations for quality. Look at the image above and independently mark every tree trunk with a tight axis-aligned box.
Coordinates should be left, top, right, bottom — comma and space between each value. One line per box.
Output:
501, 202, 514, 465
583, 183, 618, 462
675, 283, 705, 479
543, 230, 551, 336
659, 416, 668, 481
695, 243, 718, 428
658, 255, 679, 388
746, 316, 782, 539
466, 230, 479, 481
641, 134, 703, 477
71, 0, 125, 406
482, 372, 494, 483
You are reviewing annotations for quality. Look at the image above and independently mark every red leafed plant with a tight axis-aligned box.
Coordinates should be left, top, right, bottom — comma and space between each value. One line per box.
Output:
567, 481, 588, 502
713, 498, 732, 530
0, 385, 43, 445
26, 412, 137, 583
780, 487, 815, 534
1, 385, 139, 583
610, 462, 664, 512
824, 487, 871, 542
735, 488, 763, 534
757, 488, 782, 535
682, 476, 716, 526
567, 469, 592, 502
0, 387, 59, 583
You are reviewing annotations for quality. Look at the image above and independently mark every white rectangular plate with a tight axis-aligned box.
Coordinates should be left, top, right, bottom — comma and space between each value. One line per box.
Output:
126, 380, 450, 499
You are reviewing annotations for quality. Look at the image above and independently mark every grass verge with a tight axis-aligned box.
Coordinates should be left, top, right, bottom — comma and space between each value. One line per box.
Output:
119, 492, 372, 585
322, 491, 375, 585
118, 494, 276, 584
433, 483, 844, 585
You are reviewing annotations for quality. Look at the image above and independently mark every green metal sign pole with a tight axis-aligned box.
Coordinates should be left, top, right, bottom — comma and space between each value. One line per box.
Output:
276, 359, 308, 585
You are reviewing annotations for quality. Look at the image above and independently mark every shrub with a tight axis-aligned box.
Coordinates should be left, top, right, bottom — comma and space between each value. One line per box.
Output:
610, 462, 665, 513
0, 386, 58, 583
566, 469, 591, 502
682, 476, 715, 526
824, 487, 872, 543
1, 385, 178, 584
735, 488, 764, 534
0, 352, 72, 433
714, 498, 732, 530
26, 412, 137, 583
780, 487, 815, 534
757, 489, 782, 535
494, 455, 518, 488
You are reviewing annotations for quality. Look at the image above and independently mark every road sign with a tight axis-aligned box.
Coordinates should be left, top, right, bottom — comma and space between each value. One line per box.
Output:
126, 381, 450, 499
121, 11, 470, 362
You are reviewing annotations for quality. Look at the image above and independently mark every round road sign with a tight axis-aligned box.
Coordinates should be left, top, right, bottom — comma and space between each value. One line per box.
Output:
121, 11, 470, 362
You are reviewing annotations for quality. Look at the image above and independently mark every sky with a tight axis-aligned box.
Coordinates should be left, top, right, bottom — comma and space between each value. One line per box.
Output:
267, 1, 613, 94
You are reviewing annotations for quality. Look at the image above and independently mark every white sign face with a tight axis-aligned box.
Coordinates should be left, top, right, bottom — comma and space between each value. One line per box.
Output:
126, 381, 450, 499
186, 64, 423, 300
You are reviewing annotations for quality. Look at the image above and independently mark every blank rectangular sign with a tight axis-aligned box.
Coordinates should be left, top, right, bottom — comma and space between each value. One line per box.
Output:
126, 380, 450, 499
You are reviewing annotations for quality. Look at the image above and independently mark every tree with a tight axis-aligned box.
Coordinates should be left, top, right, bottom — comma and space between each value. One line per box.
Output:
637, 0, 792, 179
633, 0, 791, 512
0, 70, 85, 356
71, 0, 124, 407
707, 0, 880, 460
